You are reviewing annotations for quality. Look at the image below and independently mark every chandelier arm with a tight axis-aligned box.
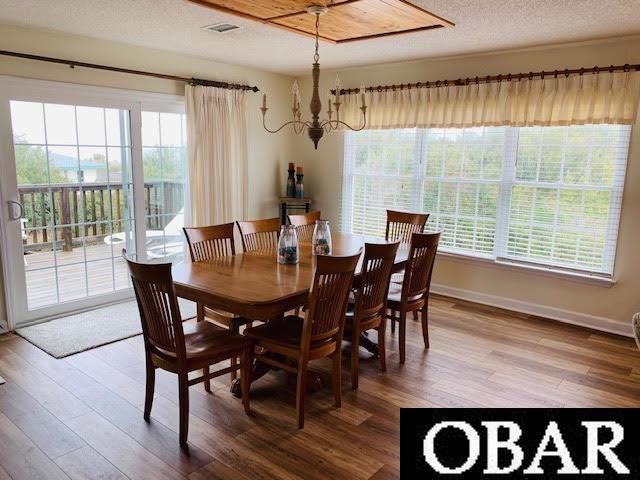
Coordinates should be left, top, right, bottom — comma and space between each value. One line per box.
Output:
322, 114, 368, 132
294, 121, 307, 134
262, 117, 307, 134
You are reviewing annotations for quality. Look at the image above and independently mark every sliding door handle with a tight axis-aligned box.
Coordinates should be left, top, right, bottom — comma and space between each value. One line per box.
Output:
7, 200, 24, 221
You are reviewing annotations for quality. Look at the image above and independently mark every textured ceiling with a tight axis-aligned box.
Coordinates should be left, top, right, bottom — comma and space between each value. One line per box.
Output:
0, 0, 639, 75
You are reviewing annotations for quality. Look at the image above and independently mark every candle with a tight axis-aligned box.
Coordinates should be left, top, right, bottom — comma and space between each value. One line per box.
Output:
335, 75, 341, 101
360, 84, 366, 106
292, 80, 300, 109
297, 166, 304, 174
262, 93, 267, 109
289, 162, 294, 170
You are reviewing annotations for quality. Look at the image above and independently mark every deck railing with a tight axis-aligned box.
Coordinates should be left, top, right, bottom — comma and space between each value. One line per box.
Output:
18, 181, 184, 252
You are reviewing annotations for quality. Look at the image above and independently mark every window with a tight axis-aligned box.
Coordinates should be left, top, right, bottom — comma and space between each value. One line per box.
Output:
141, 111, 187, 263
342, 124, 631, 276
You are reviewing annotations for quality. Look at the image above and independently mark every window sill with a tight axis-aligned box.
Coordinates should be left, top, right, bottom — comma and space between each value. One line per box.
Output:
435, 250, 616, 287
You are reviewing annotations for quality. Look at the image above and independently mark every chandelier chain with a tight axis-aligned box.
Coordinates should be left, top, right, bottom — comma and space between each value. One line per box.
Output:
313, 13, 320, 64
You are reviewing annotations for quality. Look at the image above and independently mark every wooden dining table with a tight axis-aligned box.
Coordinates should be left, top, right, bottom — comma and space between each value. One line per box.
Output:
172, 232, 409, 394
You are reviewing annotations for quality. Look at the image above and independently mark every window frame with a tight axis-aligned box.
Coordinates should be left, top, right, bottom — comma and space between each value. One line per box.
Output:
342, 124, 631, 283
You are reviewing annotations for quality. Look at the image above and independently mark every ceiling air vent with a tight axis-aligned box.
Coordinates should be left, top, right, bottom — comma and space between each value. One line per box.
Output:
202, 23, 240, 33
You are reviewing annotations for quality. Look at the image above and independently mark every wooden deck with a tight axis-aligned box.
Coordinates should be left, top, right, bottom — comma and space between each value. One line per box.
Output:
1, 296, 639, 479
24, 244, 130, 309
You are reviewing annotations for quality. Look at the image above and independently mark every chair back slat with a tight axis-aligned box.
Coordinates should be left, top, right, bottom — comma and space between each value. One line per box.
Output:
385, 210, 429, 244
354, 242, 399, 320
237, 218, 280, 252
402, 232, 440, 301
305, 252, 360, 343
124, 253, 185, 358
183, 223, 236, 261
288, 211, 321, 242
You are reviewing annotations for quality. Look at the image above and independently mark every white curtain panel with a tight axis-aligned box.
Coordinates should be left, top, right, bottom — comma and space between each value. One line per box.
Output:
340, 71, 640, 129
185, 85, 248, 227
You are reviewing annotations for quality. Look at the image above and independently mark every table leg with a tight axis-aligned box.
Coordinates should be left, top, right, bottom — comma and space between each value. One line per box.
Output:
231, 355, 324, 397
231, 358, 272, 397
344, 330, 379, 357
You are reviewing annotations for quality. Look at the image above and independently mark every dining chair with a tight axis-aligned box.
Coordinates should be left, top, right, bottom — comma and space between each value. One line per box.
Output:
385, 209, 430, 319
288, 211, 321, 242
183, 223, 254, 381
386, 232, 440, 363
385, 209, 429, 243
244, 251, 361, 429
123, 251, 253, 449
236, 217, 281, 252
345, 241, 399, 389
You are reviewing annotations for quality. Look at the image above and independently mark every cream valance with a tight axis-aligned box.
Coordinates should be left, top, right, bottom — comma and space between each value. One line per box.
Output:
340, 71, 640, 130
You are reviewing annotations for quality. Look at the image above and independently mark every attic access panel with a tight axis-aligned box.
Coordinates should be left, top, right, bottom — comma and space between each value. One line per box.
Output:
189, 0, 454, 43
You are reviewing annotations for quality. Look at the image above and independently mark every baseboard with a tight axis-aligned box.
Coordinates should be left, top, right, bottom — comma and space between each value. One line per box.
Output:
431, 283, 633, 338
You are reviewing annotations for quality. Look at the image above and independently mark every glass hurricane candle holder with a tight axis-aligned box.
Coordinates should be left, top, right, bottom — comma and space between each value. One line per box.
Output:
312, 219, 332, 256
278, 225, 299, 264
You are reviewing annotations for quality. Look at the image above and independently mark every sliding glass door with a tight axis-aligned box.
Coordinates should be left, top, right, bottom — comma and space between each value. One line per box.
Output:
0, 77, 186, 329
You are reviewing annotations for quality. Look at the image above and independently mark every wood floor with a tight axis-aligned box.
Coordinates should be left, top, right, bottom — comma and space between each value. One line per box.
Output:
1, 295, 640, 479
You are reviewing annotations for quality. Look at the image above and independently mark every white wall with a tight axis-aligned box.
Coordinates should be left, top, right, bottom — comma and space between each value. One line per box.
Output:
0, 24, 296, 326
292, 36, 640, 334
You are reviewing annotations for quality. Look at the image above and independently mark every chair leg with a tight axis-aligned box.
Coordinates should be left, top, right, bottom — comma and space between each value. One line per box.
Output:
230, 323, 239, 382
413, 310, 418, 321
196, 303, 204, 322
332, 349, 342, 406
378, 320, 387, 373
421, 306, 430, 349
240, 347, 252, 416
144, 357, 155, 421
203, 365, 211, 393
296, 360, 308, 429
390, 309, 396, 334
351, 331, 360, 390
399, 309, 407, 364
178, 373, 189, 450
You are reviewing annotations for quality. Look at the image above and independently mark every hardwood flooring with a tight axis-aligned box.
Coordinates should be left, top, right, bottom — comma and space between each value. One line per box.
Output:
1, 295, 639, 479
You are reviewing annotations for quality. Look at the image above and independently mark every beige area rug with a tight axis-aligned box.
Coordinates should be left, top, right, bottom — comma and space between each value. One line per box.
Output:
16, 299, 197, 359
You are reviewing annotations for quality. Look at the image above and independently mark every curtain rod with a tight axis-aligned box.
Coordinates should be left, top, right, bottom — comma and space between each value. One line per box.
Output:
333, 63, 640, 95
0, 50, 260, 92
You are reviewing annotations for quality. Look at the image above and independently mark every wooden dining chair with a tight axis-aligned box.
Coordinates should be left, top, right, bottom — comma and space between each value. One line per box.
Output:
123, 251, 253, 449
386, 232, 440, 364
386, 209, 430, 319
385, 210, 429, 243
244, 251, 361, 429
288, 211, 321, 242
345, 241, 399, 389
236, 217, 281, 252
183, 223, 254, 381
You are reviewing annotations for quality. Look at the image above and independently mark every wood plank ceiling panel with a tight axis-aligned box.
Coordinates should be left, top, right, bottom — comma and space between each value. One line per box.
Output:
189, 0, 454, 42
191, 0, 353, 20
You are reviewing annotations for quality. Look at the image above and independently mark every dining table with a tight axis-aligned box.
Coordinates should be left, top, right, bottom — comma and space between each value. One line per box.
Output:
172, 232, 409, 395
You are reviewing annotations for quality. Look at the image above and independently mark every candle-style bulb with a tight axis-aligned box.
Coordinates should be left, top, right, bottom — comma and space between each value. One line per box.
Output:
360, 84, 366, 107
262, 93, 267, 110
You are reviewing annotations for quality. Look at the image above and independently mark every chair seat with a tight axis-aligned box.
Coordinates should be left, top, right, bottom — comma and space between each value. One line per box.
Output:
387, 283, 423, 306
244, 315, 305, 347
153, 321, 251, 366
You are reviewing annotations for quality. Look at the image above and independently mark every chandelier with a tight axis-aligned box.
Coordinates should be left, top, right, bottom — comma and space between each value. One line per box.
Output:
260, 5, 367, 149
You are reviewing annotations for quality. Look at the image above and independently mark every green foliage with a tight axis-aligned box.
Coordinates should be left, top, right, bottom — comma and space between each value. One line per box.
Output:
14, 144, 67, 185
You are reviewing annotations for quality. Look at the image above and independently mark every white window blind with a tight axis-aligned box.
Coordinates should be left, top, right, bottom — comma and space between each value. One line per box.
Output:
342, 124, 631, 277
